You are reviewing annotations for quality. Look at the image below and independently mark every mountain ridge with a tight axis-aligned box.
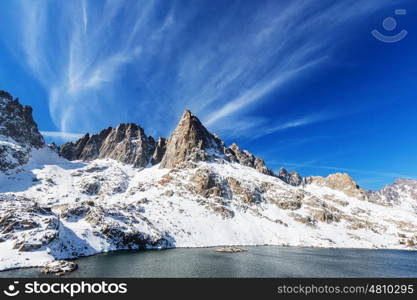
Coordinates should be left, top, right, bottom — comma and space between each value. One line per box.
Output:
1, 91, 417, 272
2, 91, 415, 200
58, 108, 277, 179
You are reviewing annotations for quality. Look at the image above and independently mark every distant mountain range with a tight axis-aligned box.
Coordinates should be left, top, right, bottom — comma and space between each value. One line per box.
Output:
1, 90, 416, 271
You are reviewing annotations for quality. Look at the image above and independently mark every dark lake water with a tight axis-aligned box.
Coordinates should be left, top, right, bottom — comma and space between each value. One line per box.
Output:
1, 246, 417, 278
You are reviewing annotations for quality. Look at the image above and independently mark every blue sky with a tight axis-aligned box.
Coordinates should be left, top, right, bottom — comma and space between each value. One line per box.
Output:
0, 0, 416, 189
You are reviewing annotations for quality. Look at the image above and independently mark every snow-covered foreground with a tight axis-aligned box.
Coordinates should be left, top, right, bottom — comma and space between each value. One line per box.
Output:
1, 147, 416, 271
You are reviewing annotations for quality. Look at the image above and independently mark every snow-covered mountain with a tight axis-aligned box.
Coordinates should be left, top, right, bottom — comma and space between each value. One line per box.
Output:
1, 91, 417, 271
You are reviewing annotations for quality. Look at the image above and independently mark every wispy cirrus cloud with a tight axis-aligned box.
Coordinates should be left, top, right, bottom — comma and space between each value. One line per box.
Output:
15, 0, 147, 133
204, 58, 325, 126
211, 107, 364, 140
1, 0, 404, 138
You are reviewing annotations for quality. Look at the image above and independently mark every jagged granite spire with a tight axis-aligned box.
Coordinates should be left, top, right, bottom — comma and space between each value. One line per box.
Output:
226, 143, 273, 176
99, 123, 155, 167
59, 124, 156, 168
278, 168, 303, 186
159, 110, 225, 168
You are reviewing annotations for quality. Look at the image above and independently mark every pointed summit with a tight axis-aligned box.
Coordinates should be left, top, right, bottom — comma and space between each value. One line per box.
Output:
159, 110, 224, 168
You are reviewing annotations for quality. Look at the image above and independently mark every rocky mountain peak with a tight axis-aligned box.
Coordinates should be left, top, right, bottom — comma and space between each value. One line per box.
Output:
1, 90, 45, 171
59, 109, 274, 176
0, 90, 13, 102
278, 168, 303, 186
305, 173, 368, 200
159, 110, 224, 168
100, 123, 155, 168
59, 123, 156, 168
225, 143, 273, 176
368, 178, 417, 206
0, 90, 44, 148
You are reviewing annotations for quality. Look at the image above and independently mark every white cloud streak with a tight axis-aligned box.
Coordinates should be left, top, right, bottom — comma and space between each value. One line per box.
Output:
14, 0, 148, 132
276, 161, 416, 180
40, 131, 84, 141
3, 0, 405, 137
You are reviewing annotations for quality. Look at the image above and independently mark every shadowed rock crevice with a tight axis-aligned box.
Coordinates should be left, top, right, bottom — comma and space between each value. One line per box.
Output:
151, 137, 166, 165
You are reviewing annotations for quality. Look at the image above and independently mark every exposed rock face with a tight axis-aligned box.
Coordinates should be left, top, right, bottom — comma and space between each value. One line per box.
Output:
226, 143, 273, 175
160, 110, 225, 168
190, 168, 226, 199
60, 201, 175, 251
278, 168, 303, 186
0, 195, 58, 252
59, 109, 273, 176
226, 143, 255, 167
305, 173, 368, 200
59, 124, 156, 168
59, 133, 91, 161
159, 110, 273, 176
0, 90, 44, 148
0, 91, 44, 171
77, 127, 113, 161
254, 158, 272, 175
99, 123, 155, 167
368, 179, 417, 206
0, 142, 29, 172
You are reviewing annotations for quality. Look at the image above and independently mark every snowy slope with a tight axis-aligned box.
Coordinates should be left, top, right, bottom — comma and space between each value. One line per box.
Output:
1, 95, 416, 271
1, 149, 417, 271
